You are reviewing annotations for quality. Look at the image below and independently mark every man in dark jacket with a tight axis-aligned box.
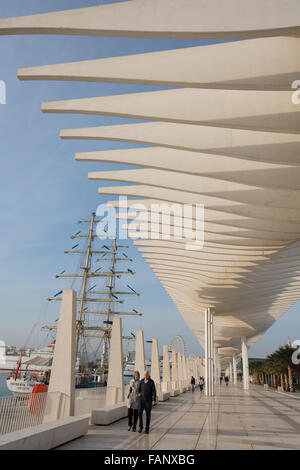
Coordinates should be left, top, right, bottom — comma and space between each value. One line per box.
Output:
137, 370, 157, 434
191, 376, 196, 392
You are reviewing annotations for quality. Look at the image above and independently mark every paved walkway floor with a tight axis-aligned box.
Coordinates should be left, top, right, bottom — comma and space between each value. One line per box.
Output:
57, 384, 300, 450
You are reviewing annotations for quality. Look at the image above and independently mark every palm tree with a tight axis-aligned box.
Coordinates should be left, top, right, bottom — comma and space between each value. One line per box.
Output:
265, 351, 282, 389
249, 360, 265, 385
267, 345, 300, 392
249, 343, 300, 393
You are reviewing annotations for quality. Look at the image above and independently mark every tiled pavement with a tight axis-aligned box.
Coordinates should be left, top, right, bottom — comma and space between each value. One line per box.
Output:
57, 384, 300, 450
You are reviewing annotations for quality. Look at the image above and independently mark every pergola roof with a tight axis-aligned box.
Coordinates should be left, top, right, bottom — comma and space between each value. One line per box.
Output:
1, 0, 300, 364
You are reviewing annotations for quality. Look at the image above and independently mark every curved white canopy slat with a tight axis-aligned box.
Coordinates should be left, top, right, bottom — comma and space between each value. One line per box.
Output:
60, 122, 300, 165
17, 37, 300, 91
0, 0, 300, 39
1, 1, 300, 363
42, 88, 300, 134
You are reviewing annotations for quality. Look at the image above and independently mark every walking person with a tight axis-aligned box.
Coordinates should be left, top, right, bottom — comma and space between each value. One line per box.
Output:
126, 379, 139, 432
224, 376, 229, 387
199, 377, 204, 396
133, 370, 140, 383
220, 376, 223, 385
191, 376, 195, 392
137, 370, 157, 434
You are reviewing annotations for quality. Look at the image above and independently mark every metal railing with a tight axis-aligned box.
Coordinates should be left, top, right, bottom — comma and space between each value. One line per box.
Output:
0, 393, 46, 435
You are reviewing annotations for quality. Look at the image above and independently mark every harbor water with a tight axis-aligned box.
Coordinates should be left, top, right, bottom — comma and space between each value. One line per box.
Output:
0, 372, 12, 397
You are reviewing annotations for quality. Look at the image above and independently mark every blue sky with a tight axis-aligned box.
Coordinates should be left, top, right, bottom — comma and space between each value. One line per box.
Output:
0, 0, 298, 359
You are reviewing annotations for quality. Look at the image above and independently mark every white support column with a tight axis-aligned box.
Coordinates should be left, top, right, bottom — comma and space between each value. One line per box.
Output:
187, 357, 192, 384
162, 344, 171, 393
205, 308, 210, 396
151, 338, 161, 395
181, 355, 185, 387
229, 361, 233, 382
233, 355, 237, 385
210, 309, 214, 396
205, 307, 215, 397
182, 355, 188, 387
199, 358, 205, 379
241, 337, 250, 390
105, 317, 124, 406
181, 354, 185, 390
177, 352, 183, 392
192, 358, 197, 381
194, 358, 198, 380
186, 357, 190, 387
134, 330, 145, 378
171, 349, 178, 391
214, 347, 220, 384
44, 290, 77, 422
186, 356, 189, 386
214, 346, 217, 384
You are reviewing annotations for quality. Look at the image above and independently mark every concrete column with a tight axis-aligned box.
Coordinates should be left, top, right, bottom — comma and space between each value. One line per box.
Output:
233, 355, 237, 384
184, 356, 191, 386
213, 347, 217, 383
162, 344, 171, 392
193, 358, 197, 380
182, 355, 188, 387
180, 354, 185, 387
182, 355, 185, 385
197, 358, 201, 380
215, 348, 220, 383
218, 356, 221, 380
205, 308, 215, 396
151, 338, 161, 395
229, 361, 233, 382
171, 349, 178, 390
192, 358, 197, 381
105, 317, 124, 406
177, 353, 182, 391
183, 356, 186, 386
210, 310, 214, 396
205, 308, 210, 396
44, 290, 77, 422
241, 337, 250, 390
186, 357, 190, 387
199, 358, 205, 379
134, 330, 145, 377
187, 357, 192, 384
191, 358, 196, 381
190, 358, 193, 375
214, 346, 218, 384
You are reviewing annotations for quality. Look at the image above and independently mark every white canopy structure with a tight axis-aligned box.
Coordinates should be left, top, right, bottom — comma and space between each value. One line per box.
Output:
1, 0, 300, 392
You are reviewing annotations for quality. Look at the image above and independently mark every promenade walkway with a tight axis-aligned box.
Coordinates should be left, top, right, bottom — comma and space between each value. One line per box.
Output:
57, 385, 300, 450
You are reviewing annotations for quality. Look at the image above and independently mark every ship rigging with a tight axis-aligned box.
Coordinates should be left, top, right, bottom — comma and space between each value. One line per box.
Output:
43, 212, 142, 384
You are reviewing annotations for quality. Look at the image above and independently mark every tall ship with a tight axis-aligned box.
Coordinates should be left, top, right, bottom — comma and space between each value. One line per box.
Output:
3, 343, 55, 373
5, 212, 142, 395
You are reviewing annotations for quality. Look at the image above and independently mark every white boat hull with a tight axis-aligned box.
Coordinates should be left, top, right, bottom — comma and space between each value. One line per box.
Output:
6, 377, 41, 396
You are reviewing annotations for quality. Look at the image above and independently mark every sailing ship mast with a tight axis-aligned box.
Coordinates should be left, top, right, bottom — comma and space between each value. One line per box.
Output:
44, 212, 142, 374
